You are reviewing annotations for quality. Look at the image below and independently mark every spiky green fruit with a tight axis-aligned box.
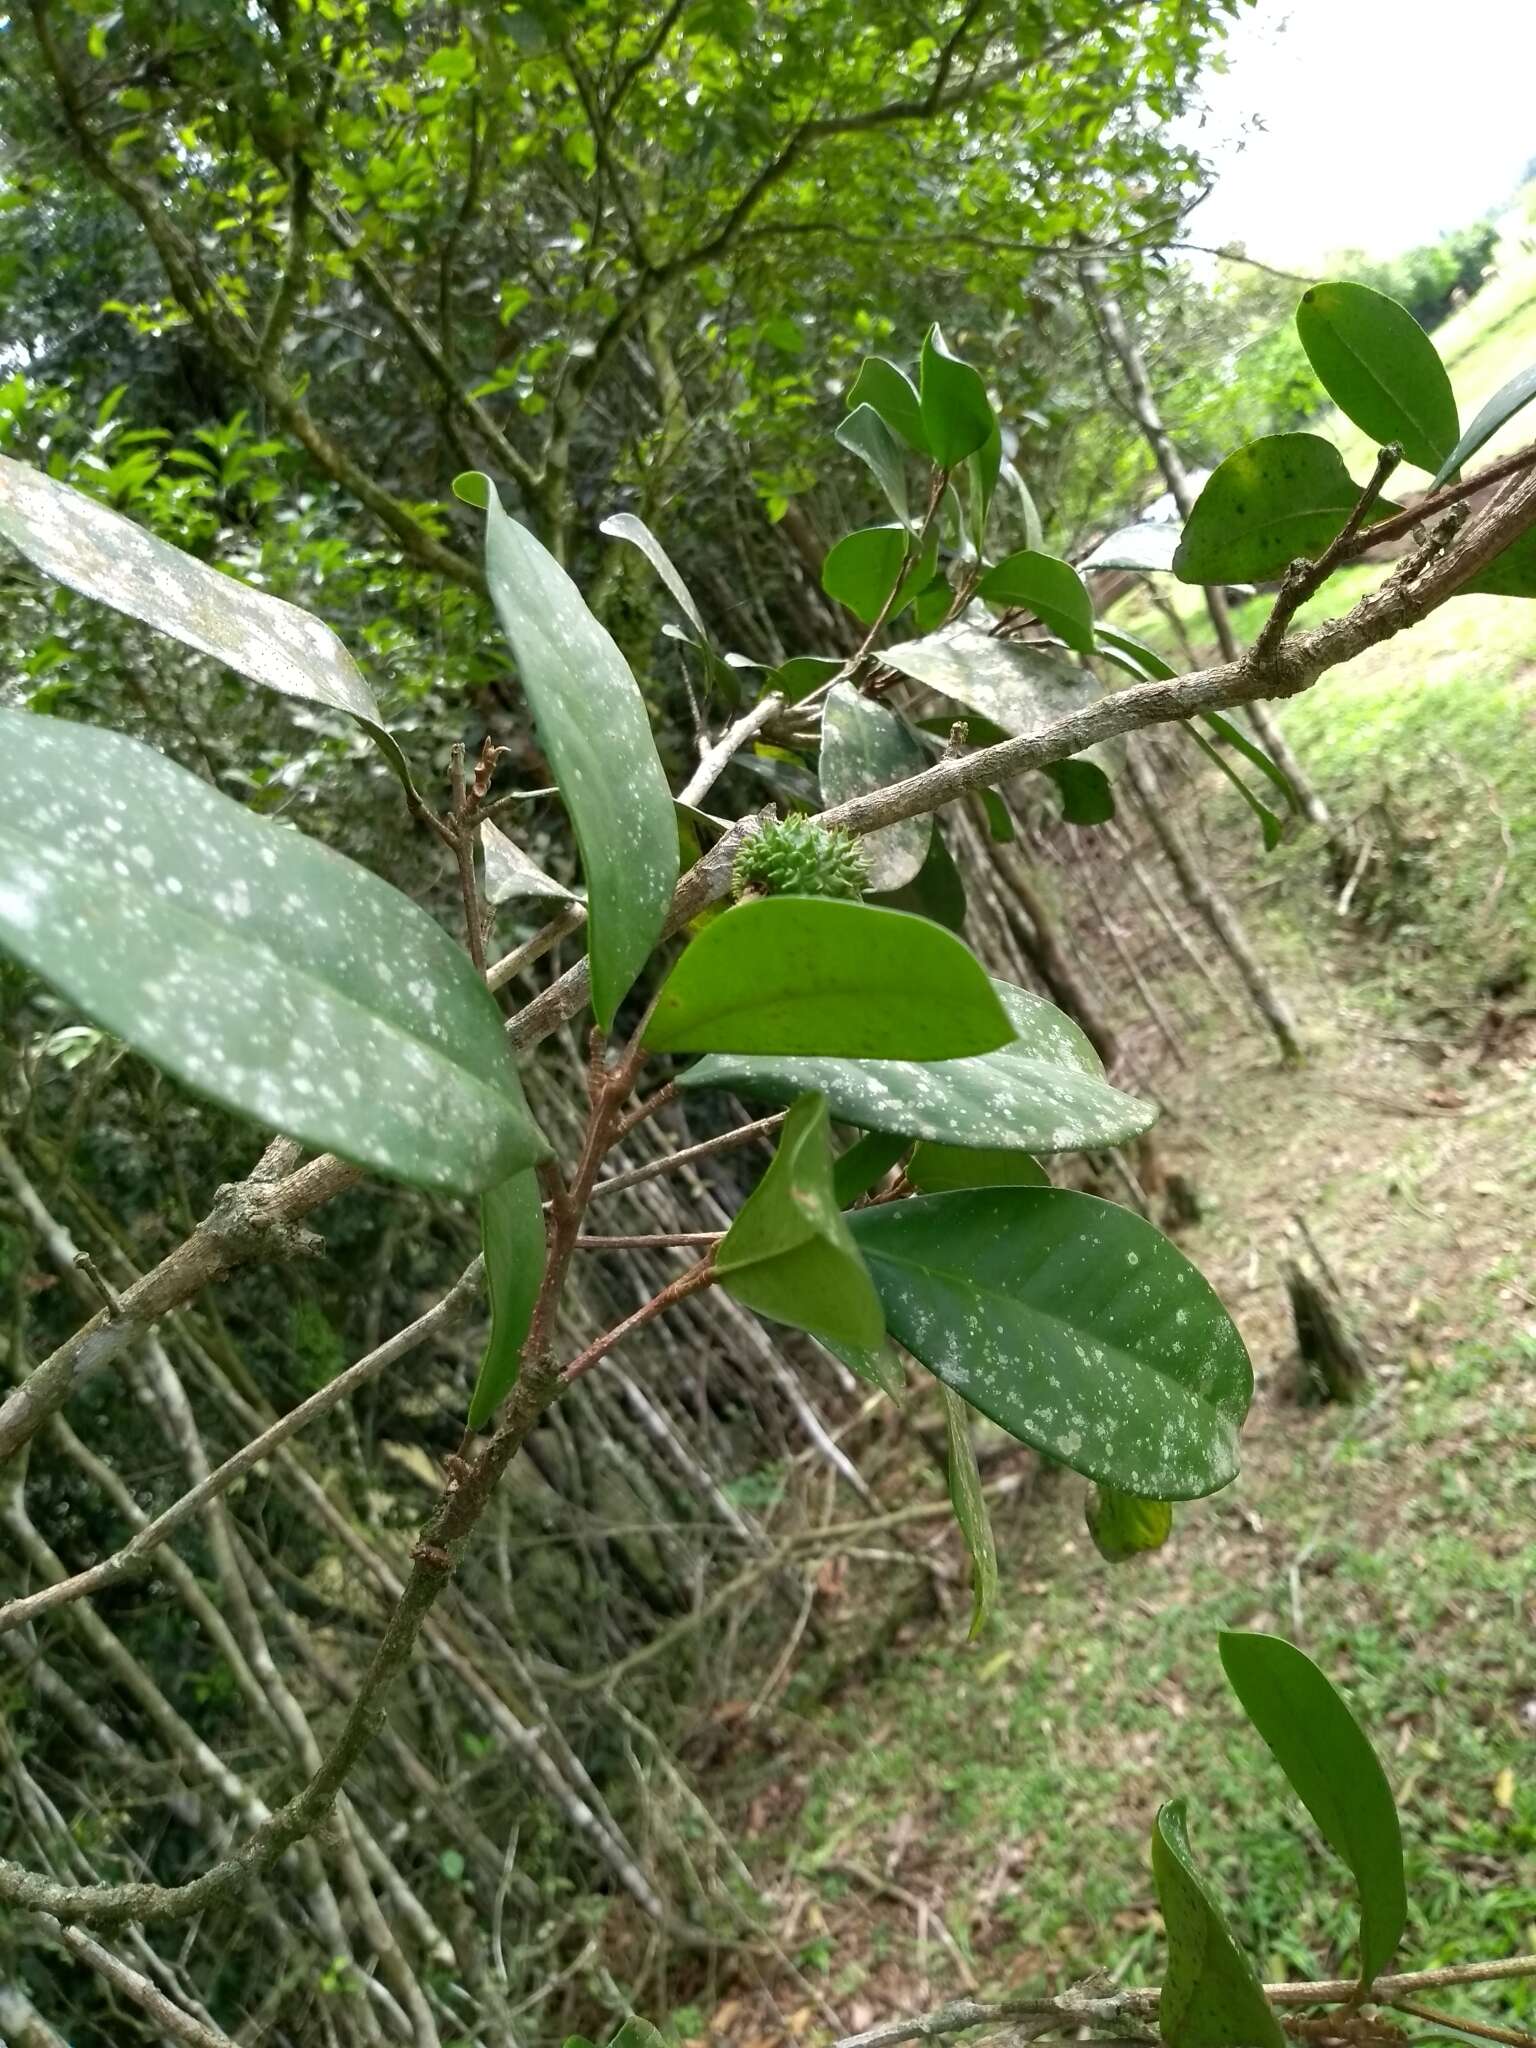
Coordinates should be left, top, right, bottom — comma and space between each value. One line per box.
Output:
731, 814, 870, 902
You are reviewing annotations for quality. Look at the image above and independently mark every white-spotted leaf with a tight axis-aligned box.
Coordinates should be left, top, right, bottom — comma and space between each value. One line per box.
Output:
818, 683, 931, 890
0, 712, 547, 1193
680, 979, 1155, 1154
459, 474, 678, 1030
883, 621, 1102, 740
846, 1189, 1252, 1498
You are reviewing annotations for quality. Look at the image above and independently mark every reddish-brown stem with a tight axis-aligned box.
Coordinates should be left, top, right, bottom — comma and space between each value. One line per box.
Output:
560, 1256, 718, 1384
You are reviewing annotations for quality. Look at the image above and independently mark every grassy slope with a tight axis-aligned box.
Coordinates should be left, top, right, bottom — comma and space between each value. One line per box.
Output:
700, 215, 1536, 2045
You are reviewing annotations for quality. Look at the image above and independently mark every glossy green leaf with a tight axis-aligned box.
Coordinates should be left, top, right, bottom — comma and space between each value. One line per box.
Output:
480, 820, 579, 905
599, 510, 712, 645
1002, 462, 1045, 553
1430, 358, 1536, 489
1202, 712, 1300, 812
0, 712, 547, 1194
836, 405, 912, 527
821, 1331, 908, 1399
1174, 435, 1397, 585
818, 683, 932, 890
832, 1128, 909, 1207
848, 1190, 1251, 1497
0, 454, 416, 790
822, 523, 908, 623
646, 896, 1011, 1059
941, 1387, 997, 1638
1042, 759, 1115, 826
769, 654, 844, 704
868, 821, 969, 933
910, 570, 954, 634
681, 979, 1155, 1154
978, 550, 1096, 654
1218, 1631, 1406, 1987
717, 1093, 884, 1350
919, 325, 996, 468
466, 1170, 547, 1430
1153, 1800, 1286, 2048
907, 1143, 1048, 1192
1079, 522, 1180, 575
979, 788, 1015, 842
607, 2022, 668, 2048
458, 474, 678, 1030
884, 621, 1102, 741
1186, 726, 1283, 851
846, 356, 929, 456
1086, 1485, 1173, 1562
1296, 281, 1458, 474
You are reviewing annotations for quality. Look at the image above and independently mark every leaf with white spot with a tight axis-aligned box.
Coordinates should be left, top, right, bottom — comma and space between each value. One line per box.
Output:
480, 821, 579, 906
846, 1189, 1252, 1498
818, 684, 931, 891
0, 454, 416, 789
680, 980, 1153, 1154
883, 621, 1102, 740
457, 474, 679, 1030
0, 711, 547, 1194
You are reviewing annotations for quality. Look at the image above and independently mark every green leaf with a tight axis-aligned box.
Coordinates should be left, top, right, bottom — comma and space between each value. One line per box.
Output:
907, 1143, 1048, 1192
1085, 1485, 1173, 1562
769, 654, 844, 704
1217, 1631, 1407, 1987
681, 979, 1155, 1155
1153, 1800, 1286, 2048
607, 2023, 669, 2048
847, 1190, 1251, 1497
1174, 435, 1397, 585
941, 1387, 997, 1638
1042, 759, 1114, 826
978, 550, 1096, 654
457, 474, 679, 1031
919, 325, 996, 468
1430, 358, 1536, 489
910, 570, 954, 634
1002, 462, 1045, 552
437, 1848, 467, 1881
646, 897, 1012, 1058
716, 1093, 884, 1350
1185, 726, 1284, 851
466, 1170, 547, 1431
836, 405, 912, 527
0, 454, 416, 791
821, 1331, 907, 1399
846, 357, 929, 457
979, 788, 1015, 842
1096, 623, 1176, 681
832, 1128, 909, 1207
822, 523, 908, 623
964, 418, 1004, 556
599, 510, 712, 645
884, 621, 1102, 740
868, 821, 968, 933
1296, 281, 1458, 474
818, 683, 932, 890
1201, 712, 1300, 812
0, 712, 547, 1194
480, 821, 579, 905
1079, 522, 1180, 575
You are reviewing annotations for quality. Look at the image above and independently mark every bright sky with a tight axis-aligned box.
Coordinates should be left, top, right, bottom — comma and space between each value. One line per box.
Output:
1188, 0, 1536, 269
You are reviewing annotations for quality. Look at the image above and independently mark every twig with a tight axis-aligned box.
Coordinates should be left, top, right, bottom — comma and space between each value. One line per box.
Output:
590, 1110, 787, 1199
486, 900, 587, 991
1391, 2000, 1536, 2048
560, 1257, 717, 1384
829, 1955, 1536, 2048
678, 692, 786, 806
574, 1231, 722, 1251
0, 1263, 484, 1638
1254, 444, 1402, 666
